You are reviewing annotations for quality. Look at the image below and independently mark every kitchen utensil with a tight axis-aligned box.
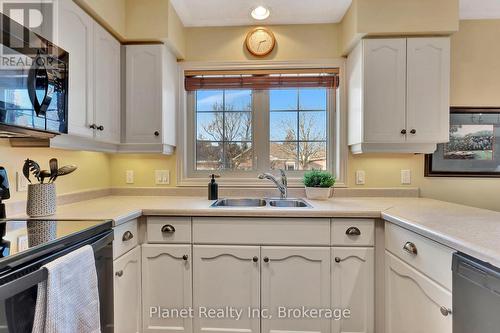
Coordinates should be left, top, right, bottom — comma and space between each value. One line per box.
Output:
49, 158, 58, 183
22, 159, 31, 183
26, 159, 41, 182
57, 165, 77, 177
39, 170, 51, 184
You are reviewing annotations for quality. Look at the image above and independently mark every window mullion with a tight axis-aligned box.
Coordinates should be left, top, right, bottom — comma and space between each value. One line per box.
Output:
253, 90, 269, 173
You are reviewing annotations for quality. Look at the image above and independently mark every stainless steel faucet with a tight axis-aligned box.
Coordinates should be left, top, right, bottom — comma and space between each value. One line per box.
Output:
258, 169, 288, 199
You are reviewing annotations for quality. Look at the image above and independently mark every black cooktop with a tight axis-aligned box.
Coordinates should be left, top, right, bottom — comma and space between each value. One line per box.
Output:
0, 219, 112, 271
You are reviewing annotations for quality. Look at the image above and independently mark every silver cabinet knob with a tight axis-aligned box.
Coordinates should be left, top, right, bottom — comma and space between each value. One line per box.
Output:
253, 256, 259, 262
346, 227, 361, 236
440, 306, 452, 316
403, 241, 418, 255
115, 270, 123, 277
122, 231, 134, 242
335, 257, 341, 263
410, 129, 417, 135
89, 124, 97, 129
263, 257, 270, 263
401, 129, 407, 135
182, 255, 188, 261
161, 224, 176, 233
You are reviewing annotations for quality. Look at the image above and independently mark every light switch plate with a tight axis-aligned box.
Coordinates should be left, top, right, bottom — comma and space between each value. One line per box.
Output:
355, 170, 366, 185
126, 170, 134, 184
401, 169, 411, 185
155, 170, 170, 185
16, 171, 28, 192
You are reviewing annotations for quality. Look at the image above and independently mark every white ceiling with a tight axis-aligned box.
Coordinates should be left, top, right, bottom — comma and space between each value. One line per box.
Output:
170, 0, 500, 28
460, 0, 500, 20
169, 0, 353, 27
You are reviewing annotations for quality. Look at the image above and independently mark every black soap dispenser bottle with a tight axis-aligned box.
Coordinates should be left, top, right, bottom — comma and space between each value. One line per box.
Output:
208, 174, 219, 200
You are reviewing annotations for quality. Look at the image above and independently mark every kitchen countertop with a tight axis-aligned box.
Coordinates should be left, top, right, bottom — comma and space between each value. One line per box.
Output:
16, 195, 500, 267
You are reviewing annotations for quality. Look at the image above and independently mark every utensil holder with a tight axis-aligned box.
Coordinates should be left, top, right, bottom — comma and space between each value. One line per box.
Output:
26, 183, 56, 217
26, 220, 57, 247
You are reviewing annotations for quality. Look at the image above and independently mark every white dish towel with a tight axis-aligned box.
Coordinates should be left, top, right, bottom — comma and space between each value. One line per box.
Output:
32, 245, 101, 333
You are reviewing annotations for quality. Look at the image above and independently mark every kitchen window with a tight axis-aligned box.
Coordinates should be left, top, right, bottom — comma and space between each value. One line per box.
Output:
181, 67, 343, 185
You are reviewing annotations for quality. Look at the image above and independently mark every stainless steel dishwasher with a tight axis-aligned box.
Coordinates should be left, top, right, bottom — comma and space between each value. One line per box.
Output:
452, 252, 500, 333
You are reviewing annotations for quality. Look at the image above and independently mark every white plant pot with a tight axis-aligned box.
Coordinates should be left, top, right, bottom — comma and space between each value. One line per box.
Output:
26, 183, 56, 217
305, 187, 333, 200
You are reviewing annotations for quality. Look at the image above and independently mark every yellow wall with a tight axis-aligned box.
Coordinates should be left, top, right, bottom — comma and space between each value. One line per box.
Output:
109, 154, 177, 187
339, 0, 459, 54
185, 24, 340, 61
0, 141, 111, 202
74, 0, 127, 39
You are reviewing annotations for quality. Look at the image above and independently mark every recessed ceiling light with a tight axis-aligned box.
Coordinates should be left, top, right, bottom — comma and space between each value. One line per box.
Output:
251, 6, 270, 20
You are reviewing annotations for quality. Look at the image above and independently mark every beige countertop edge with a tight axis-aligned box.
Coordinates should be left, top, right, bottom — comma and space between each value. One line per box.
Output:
382, 212, 500, 268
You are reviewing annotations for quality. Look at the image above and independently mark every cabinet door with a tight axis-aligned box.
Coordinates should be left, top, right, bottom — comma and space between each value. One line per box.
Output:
261, 247, 330, 333
94, 23, 121, 144
406, 37, 450, 143
57, 0, 94, 138
125, 45, 163, 144
363, 39, 407, 143
385, 251, 452, 333
332, 247, 374, 333
193, 245, 260, 333
114, 246, 141, 333
142, 244, 192, 333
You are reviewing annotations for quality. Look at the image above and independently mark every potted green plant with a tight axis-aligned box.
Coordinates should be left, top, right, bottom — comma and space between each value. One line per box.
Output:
303, 170, 335, 200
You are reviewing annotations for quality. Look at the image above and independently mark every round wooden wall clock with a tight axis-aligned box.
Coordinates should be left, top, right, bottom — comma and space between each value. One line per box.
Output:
245, 27, 276, 57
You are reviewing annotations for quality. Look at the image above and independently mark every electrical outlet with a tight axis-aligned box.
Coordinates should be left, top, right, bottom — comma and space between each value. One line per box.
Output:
16, 171, 28, 192
126, 170, 134, 184
401, 169, 412, 185
355, 170, 366, 185
155, 170, 170, 185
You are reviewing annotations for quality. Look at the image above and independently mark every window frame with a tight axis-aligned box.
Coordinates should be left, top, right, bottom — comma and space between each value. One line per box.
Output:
177, 60, 347, 188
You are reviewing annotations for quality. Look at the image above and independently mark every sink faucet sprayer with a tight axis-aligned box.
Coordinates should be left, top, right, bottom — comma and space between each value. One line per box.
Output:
258, 169, 288, 199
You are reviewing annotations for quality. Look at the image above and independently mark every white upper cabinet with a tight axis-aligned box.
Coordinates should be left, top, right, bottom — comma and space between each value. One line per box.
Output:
123, 44, 177, 154
261, 247, 331, 333
347, 37, 450, 154
57, 0, 94, 138
94, 24, 121, 144
363, 39, 407, 144
406, 38, 450, 143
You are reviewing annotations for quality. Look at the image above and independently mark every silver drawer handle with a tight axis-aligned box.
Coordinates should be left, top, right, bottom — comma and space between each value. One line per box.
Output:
346, 227, 361, 236
403, 241, 418, 255
115, 270, 123, 277
161, 224, 176, 233
440, 306, 452, 317
122, 231, 134, 242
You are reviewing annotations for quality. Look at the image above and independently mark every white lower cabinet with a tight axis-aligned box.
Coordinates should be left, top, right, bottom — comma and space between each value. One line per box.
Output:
193, 245, 260, 333
332, 247, 374, 333
113, 246, 142, 333
142, 244, 192, 333
261, 247, 331, 333
385, 251, 452, 333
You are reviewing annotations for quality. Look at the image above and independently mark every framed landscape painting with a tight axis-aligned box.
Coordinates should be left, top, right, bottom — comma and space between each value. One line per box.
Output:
425, 107, 500, 177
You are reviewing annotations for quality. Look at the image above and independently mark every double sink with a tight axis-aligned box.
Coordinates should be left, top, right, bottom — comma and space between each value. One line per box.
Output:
211, 198, 311, 208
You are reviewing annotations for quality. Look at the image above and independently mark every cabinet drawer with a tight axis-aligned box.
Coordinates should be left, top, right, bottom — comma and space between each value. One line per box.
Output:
193, 217, 330, 245
113, 219, 138, 259
332, 219, 375, 246
147, 217, 191, 243
385, 222, 454, 290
